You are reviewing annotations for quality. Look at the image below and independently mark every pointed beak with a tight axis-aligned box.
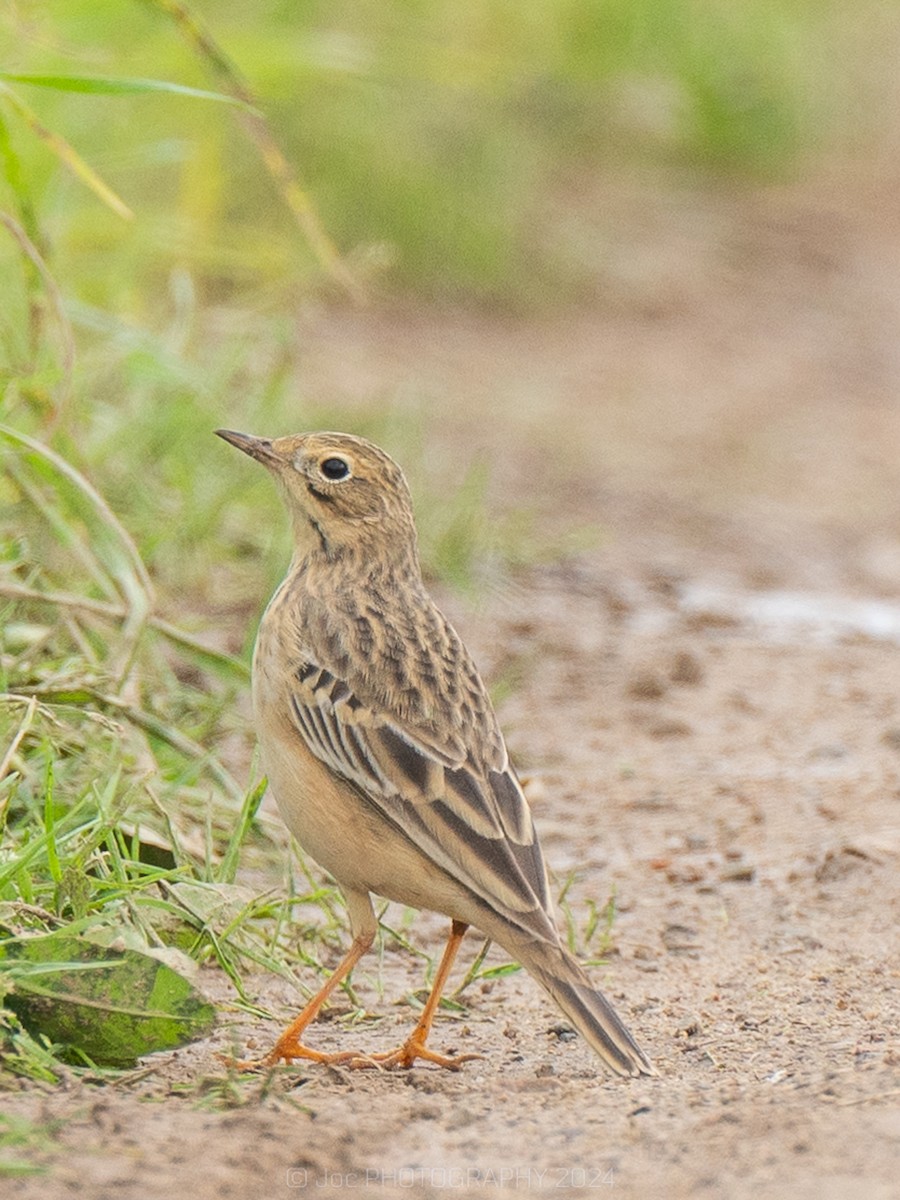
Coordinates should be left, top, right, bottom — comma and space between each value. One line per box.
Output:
215, 429, 282, 469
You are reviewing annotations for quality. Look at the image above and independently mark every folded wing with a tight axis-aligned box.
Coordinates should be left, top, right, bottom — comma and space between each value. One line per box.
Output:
289, 661, 556, 943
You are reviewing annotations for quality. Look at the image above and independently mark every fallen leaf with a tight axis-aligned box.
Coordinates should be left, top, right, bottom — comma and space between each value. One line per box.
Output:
0, 932, 216, 1066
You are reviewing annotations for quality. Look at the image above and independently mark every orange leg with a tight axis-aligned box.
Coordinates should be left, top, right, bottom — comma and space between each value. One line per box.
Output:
238, 890, 377, 1068
348, 920, 481, 1071
258, 930, 374, 1067
232, 915, 479, 1073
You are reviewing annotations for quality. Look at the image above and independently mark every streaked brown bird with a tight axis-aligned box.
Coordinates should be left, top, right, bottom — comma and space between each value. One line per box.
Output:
217, 428, 654, 1077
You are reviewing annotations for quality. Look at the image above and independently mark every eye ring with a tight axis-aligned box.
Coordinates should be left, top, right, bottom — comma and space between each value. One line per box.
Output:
320, 456, 351, 481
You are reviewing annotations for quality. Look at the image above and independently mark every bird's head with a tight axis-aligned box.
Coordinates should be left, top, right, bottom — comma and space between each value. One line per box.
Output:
216, 429, 420, 570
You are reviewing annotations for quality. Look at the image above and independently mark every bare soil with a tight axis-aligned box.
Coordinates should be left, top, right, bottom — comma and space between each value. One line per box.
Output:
5, 165, 900, 1199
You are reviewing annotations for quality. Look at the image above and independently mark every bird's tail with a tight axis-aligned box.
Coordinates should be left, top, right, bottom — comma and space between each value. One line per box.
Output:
519, 939, 656, 1078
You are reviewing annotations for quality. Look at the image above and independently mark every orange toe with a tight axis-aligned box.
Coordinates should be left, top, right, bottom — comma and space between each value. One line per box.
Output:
219, 1040, 366, 1071
345, 1037, 482, 1071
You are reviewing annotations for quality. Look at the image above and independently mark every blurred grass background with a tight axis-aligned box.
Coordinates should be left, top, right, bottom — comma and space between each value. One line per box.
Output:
0, 0, 896, 1078
2, 0, 891, 586
2, 0, 887, 311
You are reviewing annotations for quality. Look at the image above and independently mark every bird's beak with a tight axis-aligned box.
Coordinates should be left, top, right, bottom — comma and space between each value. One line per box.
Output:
215, 429, 282, 470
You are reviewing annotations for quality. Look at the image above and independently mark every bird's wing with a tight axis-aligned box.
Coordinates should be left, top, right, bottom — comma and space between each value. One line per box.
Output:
288, 658, 556, 942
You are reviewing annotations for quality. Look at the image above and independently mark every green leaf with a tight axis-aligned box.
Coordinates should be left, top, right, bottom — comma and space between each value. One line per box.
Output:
163, 880, 260, 931
0, 72, 255, 110
0, 933, 216, 1067
476, 962, 523, 980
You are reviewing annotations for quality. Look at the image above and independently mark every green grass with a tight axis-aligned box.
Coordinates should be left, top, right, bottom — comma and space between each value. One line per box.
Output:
0, 420, 347, 1077
0, 1113, 60, 1177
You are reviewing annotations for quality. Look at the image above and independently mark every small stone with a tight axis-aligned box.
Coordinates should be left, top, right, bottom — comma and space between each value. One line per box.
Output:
808, 743, 848, 760
719, 863, 755, 883
675, 1015, 703, 1037
662, 923, 700, 952
629, 671, 667, 700
548, 1023, 577, 1043
648, 718, 692, 739
670, 651, 704, 685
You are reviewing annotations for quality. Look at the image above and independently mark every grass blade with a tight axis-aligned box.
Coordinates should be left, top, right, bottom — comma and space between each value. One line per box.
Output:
0, 212, 74, 410
216, 778, 268, 884
0, 72, 256, 110
0, 82, 132, 220
0, 425, 153, 623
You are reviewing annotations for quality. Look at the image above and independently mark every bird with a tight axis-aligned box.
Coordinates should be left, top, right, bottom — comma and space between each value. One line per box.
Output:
216, 428, 654, 1077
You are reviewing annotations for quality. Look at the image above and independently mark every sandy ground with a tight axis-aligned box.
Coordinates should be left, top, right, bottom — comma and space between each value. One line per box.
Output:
5, 165, 900, 1198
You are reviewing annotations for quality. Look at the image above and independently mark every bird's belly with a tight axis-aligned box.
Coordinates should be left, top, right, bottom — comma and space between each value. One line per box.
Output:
256, 701, 483, 925
259, 719, 370, 883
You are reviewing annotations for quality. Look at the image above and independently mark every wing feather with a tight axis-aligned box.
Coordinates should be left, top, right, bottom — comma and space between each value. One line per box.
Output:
287, 661, 554, 940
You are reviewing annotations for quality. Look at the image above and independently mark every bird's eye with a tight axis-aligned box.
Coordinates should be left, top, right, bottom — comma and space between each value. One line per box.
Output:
320, 457, 351, 481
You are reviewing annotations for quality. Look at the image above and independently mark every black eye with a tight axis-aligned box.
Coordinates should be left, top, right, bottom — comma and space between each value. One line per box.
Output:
320, 457, 350, 481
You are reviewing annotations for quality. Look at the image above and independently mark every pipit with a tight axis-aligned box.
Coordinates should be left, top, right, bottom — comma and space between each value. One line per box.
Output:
217, 428, 654, 1077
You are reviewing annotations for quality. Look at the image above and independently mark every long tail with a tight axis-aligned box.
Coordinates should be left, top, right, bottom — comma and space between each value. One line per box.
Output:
518, 939, 656, 1077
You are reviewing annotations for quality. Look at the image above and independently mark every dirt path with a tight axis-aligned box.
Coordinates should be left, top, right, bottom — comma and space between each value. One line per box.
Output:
5, 167, 900, 1199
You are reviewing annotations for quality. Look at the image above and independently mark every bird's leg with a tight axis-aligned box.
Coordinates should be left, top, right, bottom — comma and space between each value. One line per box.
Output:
256, 930, 375, 1067
232, 890, 377, 1070
350, 920, 481, 1071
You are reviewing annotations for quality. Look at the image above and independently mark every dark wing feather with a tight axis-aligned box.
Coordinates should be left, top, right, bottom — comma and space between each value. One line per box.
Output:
288, 661, 555, 941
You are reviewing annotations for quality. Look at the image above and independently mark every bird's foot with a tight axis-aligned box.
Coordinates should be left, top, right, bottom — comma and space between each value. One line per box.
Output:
220, 1035, 367, 1072
344, 1035, 482, 1072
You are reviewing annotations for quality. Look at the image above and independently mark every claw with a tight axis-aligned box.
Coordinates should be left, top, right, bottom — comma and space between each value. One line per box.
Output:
344, 1039, 482, 1071
218, 1043, 367, 1071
